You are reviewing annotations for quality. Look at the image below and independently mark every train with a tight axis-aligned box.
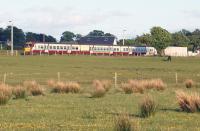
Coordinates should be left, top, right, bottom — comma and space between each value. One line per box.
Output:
24, 42, 158, 56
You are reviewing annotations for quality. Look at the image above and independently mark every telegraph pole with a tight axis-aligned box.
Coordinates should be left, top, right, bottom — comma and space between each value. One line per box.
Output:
9, 21, 14, 56
123, 29, 126, 46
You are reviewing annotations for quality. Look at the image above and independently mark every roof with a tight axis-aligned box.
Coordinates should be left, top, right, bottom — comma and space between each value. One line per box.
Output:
78, 36, 116, 45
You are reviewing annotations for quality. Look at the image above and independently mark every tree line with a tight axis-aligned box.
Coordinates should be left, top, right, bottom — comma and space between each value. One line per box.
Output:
0, 26, 200, 52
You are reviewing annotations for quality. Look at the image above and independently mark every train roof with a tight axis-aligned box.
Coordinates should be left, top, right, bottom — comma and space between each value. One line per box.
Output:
78, 36, 116, 45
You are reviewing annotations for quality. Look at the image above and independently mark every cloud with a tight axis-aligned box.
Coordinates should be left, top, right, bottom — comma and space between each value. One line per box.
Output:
183, 10, 200, 19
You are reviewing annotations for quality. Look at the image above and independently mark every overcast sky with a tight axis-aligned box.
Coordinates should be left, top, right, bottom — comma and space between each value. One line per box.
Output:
0, 0, 200, 40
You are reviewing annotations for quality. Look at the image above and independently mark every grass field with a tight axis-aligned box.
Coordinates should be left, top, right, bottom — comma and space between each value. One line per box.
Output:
0, 55, 200, 130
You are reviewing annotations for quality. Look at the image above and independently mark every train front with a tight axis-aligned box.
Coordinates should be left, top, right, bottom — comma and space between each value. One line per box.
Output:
24, 42, 34, 55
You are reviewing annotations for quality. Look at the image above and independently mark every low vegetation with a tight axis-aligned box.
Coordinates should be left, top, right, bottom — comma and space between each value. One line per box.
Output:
12, 85, 27, 99
50, 81, 81, 94
185, 79, 195, 88
0, 84, 12, 105
23, 81, 44, 96
91, 80, 106, 98
139, 95, 157, 118
176, 91, 200, 113
121, 79, 166, 94
115, 113, 139, 131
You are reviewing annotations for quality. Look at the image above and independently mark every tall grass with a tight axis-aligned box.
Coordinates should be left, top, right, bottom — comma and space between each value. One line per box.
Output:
184, 79, 195, 88
91, 80, 106, 98
23, 81, 44, 96
12, 86, 27, 99
176, 91, 200, 113
0, 84, 12, 105
121, 79, 166, 94
50, 81, 80, 94
139, 95, 157, 118
115, 113, 139, 131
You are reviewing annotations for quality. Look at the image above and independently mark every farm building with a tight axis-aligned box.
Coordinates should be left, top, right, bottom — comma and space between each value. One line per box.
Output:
164, 47, 188, 57
78, 36, 117, 46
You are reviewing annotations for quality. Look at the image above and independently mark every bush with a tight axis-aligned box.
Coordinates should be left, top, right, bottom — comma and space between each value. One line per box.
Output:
139, 95, 157, 118
145, 79, 166, 91
185, 79, 195, 88
91, 80, 106, 98
101, 80, 112, 92
0, 84, 12, 105
12, 86, 27, 99
23, 81, 44, 96
176, 91, 200, 113
115, 113, 139, 131
66, 82, 81, 93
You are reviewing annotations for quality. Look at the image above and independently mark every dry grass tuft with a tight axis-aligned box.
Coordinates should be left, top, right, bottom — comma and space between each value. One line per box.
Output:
0, 84, 12, 105
51, 81, 80, 94
115, 113, 139, 131
47, 79, 57, 88
23, 81, 44, 96
12, 85, 27, 99
101, 80, 112, 92
91, 80, 106, 98
121, 79, 166, 94
139, 95, 157, 118
176, 90, 200, 113
185, 79, 195, 88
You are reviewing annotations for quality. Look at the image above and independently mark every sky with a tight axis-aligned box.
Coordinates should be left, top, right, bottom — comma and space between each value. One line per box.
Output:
0, 0, 200, 40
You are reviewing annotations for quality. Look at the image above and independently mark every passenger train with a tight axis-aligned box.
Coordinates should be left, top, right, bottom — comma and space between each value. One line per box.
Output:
24, 42, 157, 56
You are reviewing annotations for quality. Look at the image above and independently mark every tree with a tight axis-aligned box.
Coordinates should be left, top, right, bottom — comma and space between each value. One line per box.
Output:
26, 32, 57, 42
118, 39, 136, 46
87, 30, 104, 37
60, 31, 75, 42
135, 33, 153, 46
75, 34, 82, 41
188, 29, 200, 51
171, 32, 190, 47
3, 26, 25, 48
150, 27, 172, 54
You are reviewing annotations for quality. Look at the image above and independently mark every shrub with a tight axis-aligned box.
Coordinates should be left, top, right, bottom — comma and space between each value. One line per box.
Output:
129, 80, 145, 94
23, 81, 44, 96
121, 83, 133, 94
0, 84, 12, 105
146, 79, 166, 91
185, 79, 195, 88
115, 113, 139, 131
139, 95, 157, 118
12, 86, 27, 99
91, 80, 106, 98
176, 91, 200, 113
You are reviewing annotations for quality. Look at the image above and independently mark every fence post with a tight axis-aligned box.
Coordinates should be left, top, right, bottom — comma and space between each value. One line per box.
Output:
57, 72, 61, 82
175, 72, 178, 84
114, 72, 118, 88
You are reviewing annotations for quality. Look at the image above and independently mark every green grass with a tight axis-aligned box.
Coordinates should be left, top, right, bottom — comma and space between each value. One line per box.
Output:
0, 55, 200, 130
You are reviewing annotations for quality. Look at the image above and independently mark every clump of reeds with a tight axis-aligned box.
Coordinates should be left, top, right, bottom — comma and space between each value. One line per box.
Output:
121, 83, 134, 94
91, 80, 106, 98
176, 91, 200, 113
23, 80, 44, 96
139, 95, 157, 118
0, 84, 12, 105
47, 79, 56, 88
144, 79, 166, 91
51, 81, 80, 94
184, 79, 195, 88
115, 113, 139, 131
12, 85, 27, 99
101, 80, 112, 92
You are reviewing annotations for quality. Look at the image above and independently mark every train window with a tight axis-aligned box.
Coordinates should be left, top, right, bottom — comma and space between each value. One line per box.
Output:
41, 46, 44, 49
64, 46, 66, 50
117, 48, 119, 51
60, 46, 63, 50
57, 46, 59, 49
76, 47, 78, 50
53, 46, 56, 49
49, 46, 52, 49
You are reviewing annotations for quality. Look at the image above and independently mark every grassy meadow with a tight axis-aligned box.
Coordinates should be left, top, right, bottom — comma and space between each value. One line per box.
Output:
0, 55, 200, 130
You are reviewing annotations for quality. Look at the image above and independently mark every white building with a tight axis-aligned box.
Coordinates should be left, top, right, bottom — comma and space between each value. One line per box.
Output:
164, 47, 188, 57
